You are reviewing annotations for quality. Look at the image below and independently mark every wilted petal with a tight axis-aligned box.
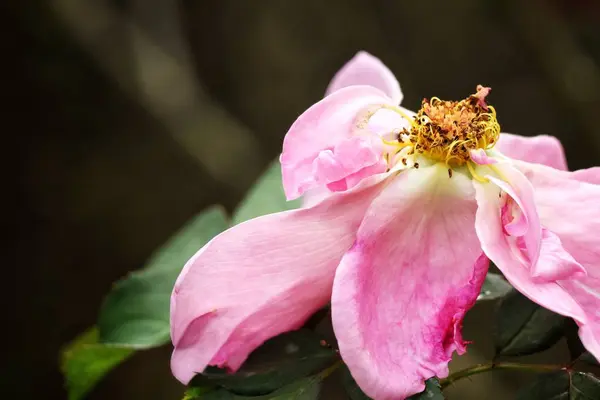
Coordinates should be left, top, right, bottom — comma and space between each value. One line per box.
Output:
474, 177, 586, 323
487, 165, 541, 267
571, 167, 600, 185
332, 165, 486, 399
495, 133, 568, 170
325, 51, 403, 104
368, 107, 414, 140
300, 147, 390, 206
514, 161, 600, 279
512, 161, 600, 361
470, 149, 497, 165
563, 277, 600, 362
301, 187, 332, 208
532, 229, 586, 282
579, 319, 600, 363
170, 176, 389, 384
313, 135, 388, 192
281, 86, 394, 199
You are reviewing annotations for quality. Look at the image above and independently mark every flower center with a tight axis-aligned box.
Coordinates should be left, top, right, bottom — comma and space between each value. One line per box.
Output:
388, 85, 500, 167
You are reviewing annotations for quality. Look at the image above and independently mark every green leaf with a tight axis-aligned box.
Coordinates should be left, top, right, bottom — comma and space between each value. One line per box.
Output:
408, 378, 444, 400
341, 367, 444, 400
98, 206, 229, 346
566, 319, 587, 360
495, 290, 566, 357
340, 366, 371, 400
571, 372, 600, 399
61, 328, 134, 400
255, 376, 322, 399
199, 376, 323, 400
232, 160, 301, 225
184, 386, 214, 400
477, 272, 512, 301
517, 371, 600, 399
189, 329, 337, 395
579, 352, 600, 367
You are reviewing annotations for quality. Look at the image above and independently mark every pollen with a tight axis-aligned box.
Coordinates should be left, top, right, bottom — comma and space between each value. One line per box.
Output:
401, 85, 500, 166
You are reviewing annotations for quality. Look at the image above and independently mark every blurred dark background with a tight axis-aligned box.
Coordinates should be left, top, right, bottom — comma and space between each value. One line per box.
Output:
5, 0, 600, 399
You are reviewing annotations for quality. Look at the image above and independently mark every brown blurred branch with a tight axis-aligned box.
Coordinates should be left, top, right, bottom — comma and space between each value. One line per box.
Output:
51, 0, 265, 193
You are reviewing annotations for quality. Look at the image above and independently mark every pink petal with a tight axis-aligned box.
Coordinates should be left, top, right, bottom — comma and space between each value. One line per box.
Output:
343, 162, 388, 188
170, 176, 389, 384
563, 277, 600, 362
313, 150, 347, 184
367, 107, 414, 139
325, 51, 403, 104
487, 165, 542, 267
572, 167, 600, 185
301, 159, 389, 206
335, 135, 383, 170
531, 229, 586, 282
473, 85, 491, 110
495, 133, 568, 170
332, 165, 486, 399
301, 187, 331, 207
511, 161, 600, 360
514, 161, 600, 279
473, 179, 586, 323
281, 86, 394, 200
313, 135, 388, 193
470, 149, 497, 165
579, 320, 600, 362
300, 107, 414, 206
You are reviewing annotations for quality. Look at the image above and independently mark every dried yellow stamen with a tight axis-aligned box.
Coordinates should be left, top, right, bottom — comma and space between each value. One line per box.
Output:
467, 161, 489, 183
398, 85, 500, 166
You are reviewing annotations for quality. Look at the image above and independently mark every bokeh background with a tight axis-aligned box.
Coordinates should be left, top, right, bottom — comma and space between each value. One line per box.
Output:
6, 0, 600, 399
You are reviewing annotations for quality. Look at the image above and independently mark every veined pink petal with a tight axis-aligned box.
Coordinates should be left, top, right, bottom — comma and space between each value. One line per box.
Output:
470, 149, 497, 165
474, 179, 586, 323
301, 187, 332, 208
510, 161, 600, 361
281, 86, 395, 200
495, 133, 568, 170
532, 229, 586, 282
300, 108, 412, 206
299, 55, 410, 207
571, 167, 600, 185
562, 277, 600, 363
314, 135, 388, 192
579, 319, 600, 363
487, 165, 541, 267
325, 51, 403, 104
368, 107, 414, 140
170, 175, 389, 384
514, 161, 600, 279
332, 165, 486, 400
301, 154, 389, 207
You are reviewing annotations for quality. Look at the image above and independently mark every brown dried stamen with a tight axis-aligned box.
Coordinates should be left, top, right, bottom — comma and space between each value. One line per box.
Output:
401, 85, 500, 166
